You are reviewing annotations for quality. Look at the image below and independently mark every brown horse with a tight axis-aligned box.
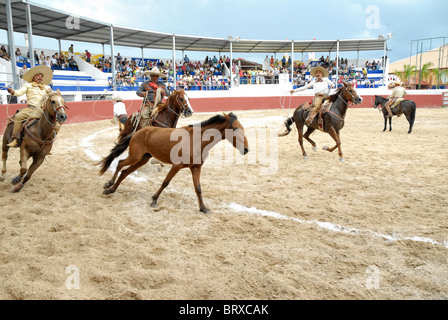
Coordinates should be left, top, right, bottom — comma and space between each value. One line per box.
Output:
118, 88, 193, 142
98, 113, 249, 214
279, 82, 362, 162
1, 90, 68, 192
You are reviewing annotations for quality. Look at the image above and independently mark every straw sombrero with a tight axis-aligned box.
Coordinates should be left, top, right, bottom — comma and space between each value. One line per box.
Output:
388, 81, 403, 88
143, 67, 167, 77
22, 65, 53, 85
110, 95, 123, 102
310, 65, 329, 78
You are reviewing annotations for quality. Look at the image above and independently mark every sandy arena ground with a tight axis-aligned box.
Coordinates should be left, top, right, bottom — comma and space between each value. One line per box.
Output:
0, 107, 447, 300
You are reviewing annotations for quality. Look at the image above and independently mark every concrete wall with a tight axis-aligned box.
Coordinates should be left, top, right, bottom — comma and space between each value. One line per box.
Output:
0, 92, 444, 133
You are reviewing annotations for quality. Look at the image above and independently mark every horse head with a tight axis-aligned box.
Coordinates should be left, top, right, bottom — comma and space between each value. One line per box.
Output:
342, 82, 362, 105
171, 89, 194, 117
225, 112, 249, 155
373, 95, 384, 109
45, 89, 68, 125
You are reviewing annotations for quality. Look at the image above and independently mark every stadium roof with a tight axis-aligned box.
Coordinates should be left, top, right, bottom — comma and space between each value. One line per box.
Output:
0, 0, 389, 54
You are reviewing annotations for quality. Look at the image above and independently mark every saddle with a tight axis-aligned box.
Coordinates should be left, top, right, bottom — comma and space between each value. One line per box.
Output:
7, 116, 39, 148
391, 98, 405, 109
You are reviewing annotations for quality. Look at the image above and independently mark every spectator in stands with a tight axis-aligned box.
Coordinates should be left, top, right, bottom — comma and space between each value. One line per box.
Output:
184, 55, 189, 64
19, 64, 28, 86
39, 51, 45, 63
44, 56, 51, 67
85, 50, 91, 63
15, 48, 27, 63
6, 65, 54, 148
290, 66, 335, 126
67, 56, 79, 71
0, 45, 11, 61
68, 44, 74, 55
136, 67, 171, 126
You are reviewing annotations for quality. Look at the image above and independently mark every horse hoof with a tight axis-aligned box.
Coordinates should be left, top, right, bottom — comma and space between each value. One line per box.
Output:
303, 156, 309, 160
103, 189, 114, 195
150, 202, 158, 208
11, 176, 22, 185
10, 182, 24, 193
323, 146, 329, 151
201, 208, 212, 214
103, 181, 113, 189
339, 158, 345, 162
312, 147, 317, 152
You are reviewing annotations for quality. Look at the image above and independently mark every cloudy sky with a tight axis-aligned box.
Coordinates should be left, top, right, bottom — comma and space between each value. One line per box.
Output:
3, 0, 448, 63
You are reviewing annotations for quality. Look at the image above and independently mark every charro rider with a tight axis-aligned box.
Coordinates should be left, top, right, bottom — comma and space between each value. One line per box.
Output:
136, 66, 171, 126
383, 81, 406, 118
6, 65, 54, 148
290, 65, 335, 125
110, 95, 128, 132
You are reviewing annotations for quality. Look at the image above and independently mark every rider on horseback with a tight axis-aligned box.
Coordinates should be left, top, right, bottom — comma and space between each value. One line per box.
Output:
136, 67, 171, 126
6, 65, 54, 148
384, 81, 407, 118
290, 66, 335, 126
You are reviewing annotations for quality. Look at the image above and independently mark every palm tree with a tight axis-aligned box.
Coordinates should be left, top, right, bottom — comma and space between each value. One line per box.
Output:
394, 64, 416, 86
418, 62, 434, 89
430, 68, 448, 89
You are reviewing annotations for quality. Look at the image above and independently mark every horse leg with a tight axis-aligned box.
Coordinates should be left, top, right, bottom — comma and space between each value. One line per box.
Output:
104, 154, 151, 194
383, 115, 387, 131
11, 153, 46, 193
295, 122, 308, 159
11, 148, 29, 186
323, 127, 344, 162
303, 126, 317, 152
0, 144, 9, 182
190, 166, 210, 214
389, 117, 392, 131
150, 164, 183, 208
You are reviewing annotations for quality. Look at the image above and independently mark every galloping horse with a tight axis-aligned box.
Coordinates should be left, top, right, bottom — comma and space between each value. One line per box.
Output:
1, 90, 68, 192
118, 89, 193, 142
98, 113, 249, 214
279, 82, 362, 162
373, 95, 416, 134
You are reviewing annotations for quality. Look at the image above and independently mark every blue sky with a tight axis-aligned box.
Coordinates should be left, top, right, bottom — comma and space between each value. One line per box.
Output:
3, 0, 448, 63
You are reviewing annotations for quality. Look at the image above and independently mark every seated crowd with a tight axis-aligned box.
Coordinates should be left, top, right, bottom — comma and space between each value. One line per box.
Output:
2, 44, 385, 91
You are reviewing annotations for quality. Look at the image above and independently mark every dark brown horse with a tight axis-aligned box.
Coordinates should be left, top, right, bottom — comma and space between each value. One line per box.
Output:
98, 113, 249, 214
1, 90, 68, 192
279, 82, 362, 162
373, 95, 416, 134
118, 88, 193, 142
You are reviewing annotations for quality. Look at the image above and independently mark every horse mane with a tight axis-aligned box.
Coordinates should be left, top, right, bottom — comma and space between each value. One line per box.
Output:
327, 87, 344, 103
153, 90, 176, 113
190, 112, 237, 128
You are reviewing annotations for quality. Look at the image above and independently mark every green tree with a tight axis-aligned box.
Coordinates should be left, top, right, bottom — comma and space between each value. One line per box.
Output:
418, 62, 434, 89
394, 64, 416, 86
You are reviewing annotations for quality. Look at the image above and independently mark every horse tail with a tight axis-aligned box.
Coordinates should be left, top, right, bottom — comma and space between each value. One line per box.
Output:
409, 101, 416, 126
278, 116, 295, 137
97, 134, 133, 175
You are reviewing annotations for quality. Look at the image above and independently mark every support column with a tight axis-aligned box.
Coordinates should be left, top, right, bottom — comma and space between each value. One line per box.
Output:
110, 25, 117, 91
6, 0, 19, 89
335, 40, 339, 86
172, 34, 176, 90
291, 41, 294, 88
25, 0, 35, 67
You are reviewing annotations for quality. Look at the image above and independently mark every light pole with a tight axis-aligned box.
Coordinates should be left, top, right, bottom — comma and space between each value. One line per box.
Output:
227, 36, 240, 89
378, 33, 393, 86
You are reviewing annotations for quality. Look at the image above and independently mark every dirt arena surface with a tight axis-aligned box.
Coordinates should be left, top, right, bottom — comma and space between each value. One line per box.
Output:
0, 107, 447, 300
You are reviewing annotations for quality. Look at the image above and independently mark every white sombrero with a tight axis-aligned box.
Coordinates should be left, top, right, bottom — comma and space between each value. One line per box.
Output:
143, 67, 167, 77
22, 65, 53, 85
110, 95, 123, 102
310, 65, 329, 78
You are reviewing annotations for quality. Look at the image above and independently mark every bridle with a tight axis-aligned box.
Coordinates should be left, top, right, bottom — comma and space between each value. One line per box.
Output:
41, 94, 68, 127
151, 90, 192, 128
